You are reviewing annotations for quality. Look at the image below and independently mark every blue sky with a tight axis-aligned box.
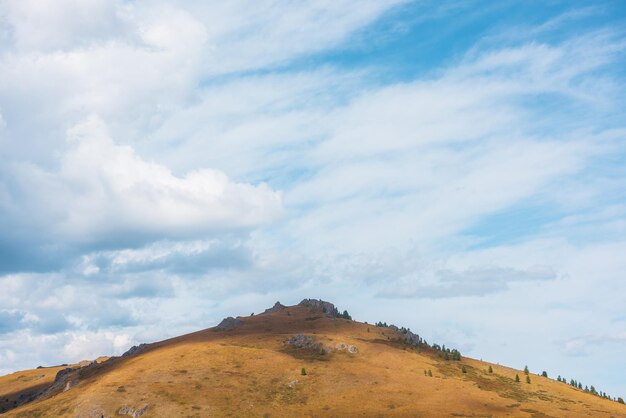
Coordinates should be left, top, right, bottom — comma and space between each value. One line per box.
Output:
1, 0, 626, 397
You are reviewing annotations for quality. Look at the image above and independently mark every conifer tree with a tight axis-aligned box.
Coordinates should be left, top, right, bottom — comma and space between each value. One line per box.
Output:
515, 374, 520, 382
524, 365, 529, 375
526, 375, 531, 384
488, 365, 493, 373
541, 371, 548, 378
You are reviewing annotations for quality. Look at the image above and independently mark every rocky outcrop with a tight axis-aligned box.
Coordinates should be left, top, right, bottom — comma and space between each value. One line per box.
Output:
216, 316, 243, 330
122, 344, 149, 357
118, 404, 149, 417
403, 330, 421, 346
298, 299, 337, 317
284, 334, 325, 353
263, 301, 286, 314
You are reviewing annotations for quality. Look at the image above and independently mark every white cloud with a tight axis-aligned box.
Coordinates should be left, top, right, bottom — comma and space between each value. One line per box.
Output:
2, 116, 282, 246
63, 331, 133, 360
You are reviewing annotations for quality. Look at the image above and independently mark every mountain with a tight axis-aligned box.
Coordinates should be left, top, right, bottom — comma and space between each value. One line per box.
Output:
1, 300, 624, 417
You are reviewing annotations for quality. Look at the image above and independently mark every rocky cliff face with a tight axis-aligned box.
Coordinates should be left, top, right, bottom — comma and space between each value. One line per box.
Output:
298, 299, 337, 317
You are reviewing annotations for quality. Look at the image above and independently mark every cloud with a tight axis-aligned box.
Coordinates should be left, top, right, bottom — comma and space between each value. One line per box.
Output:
79, 238, 253, 276
377, 265, 557, 299
0, 117, 281, 272
0, 310, 25, 334
62, 330, 133, 361
560, 332, 626, 357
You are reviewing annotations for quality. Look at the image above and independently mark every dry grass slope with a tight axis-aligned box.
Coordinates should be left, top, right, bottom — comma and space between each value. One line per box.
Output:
1, 304, 625, 417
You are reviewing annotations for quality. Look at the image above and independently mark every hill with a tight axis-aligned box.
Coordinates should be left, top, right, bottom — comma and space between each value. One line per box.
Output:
1, 299, 625, 417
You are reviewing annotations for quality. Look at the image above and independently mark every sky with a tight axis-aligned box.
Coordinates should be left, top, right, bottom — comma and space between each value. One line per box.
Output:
1, 0, 626, 397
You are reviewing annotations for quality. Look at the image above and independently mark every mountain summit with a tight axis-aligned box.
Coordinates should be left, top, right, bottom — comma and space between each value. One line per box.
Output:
1, 300, 624, 417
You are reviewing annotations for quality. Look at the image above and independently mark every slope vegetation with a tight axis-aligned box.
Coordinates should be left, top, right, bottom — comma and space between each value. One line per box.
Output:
1, 301, 624, 417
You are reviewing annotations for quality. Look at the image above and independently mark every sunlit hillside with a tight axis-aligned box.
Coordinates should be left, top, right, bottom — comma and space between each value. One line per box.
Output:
1, 300, 624, 417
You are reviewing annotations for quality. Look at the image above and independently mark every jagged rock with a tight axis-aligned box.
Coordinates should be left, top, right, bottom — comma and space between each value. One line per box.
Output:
389, 325, 399, 332
122, 344, 149, 357
403, 330, 421, 346
133, 405, 149, 417
118, 405, 149, 417
216, 316, 243, 330
284, 334, 324, 353
298, 299, 337, 317
264, 301, 286, 314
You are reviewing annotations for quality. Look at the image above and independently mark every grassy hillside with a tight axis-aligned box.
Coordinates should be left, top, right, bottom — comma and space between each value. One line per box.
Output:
1, 302, 625, 417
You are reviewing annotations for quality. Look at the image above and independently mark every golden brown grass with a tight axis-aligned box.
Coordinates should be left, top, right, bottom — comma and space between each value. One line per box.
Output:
2, 306, 625, 417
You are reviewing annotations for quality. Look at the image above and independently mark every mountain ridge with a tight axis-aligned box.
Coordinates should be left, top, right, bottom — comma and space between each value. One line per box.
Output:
1, 299, 624, 417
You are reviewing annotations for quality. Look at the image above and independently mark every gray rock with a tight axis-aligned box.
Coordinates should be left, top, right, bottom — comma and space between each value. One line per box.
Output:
216, 316, 243, 330
133, 405, 149, 417
122, 344, 149, 357
118, 405, 148, 417
284, 334, 325, 353
298, 299, 337, 317
263, 301, 286, 314
403, 330, 421, 346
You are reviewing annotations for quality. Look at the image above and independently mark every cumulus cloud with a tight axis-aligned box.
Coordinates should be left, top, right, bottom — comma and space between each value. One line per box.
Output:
0, 117, 281, 272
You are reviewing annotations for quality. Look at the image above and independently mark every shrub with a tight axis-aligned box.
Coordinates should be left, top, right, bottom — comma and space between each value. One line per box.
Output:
488, 365, 493, 373
541, 371, 547, 378
617, 397, 624, 404
428, 369, 433, 377
515, 374, 520, 383
301, 368, 307, 376
526, 375, 531, 384
461, 365, 467, 374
